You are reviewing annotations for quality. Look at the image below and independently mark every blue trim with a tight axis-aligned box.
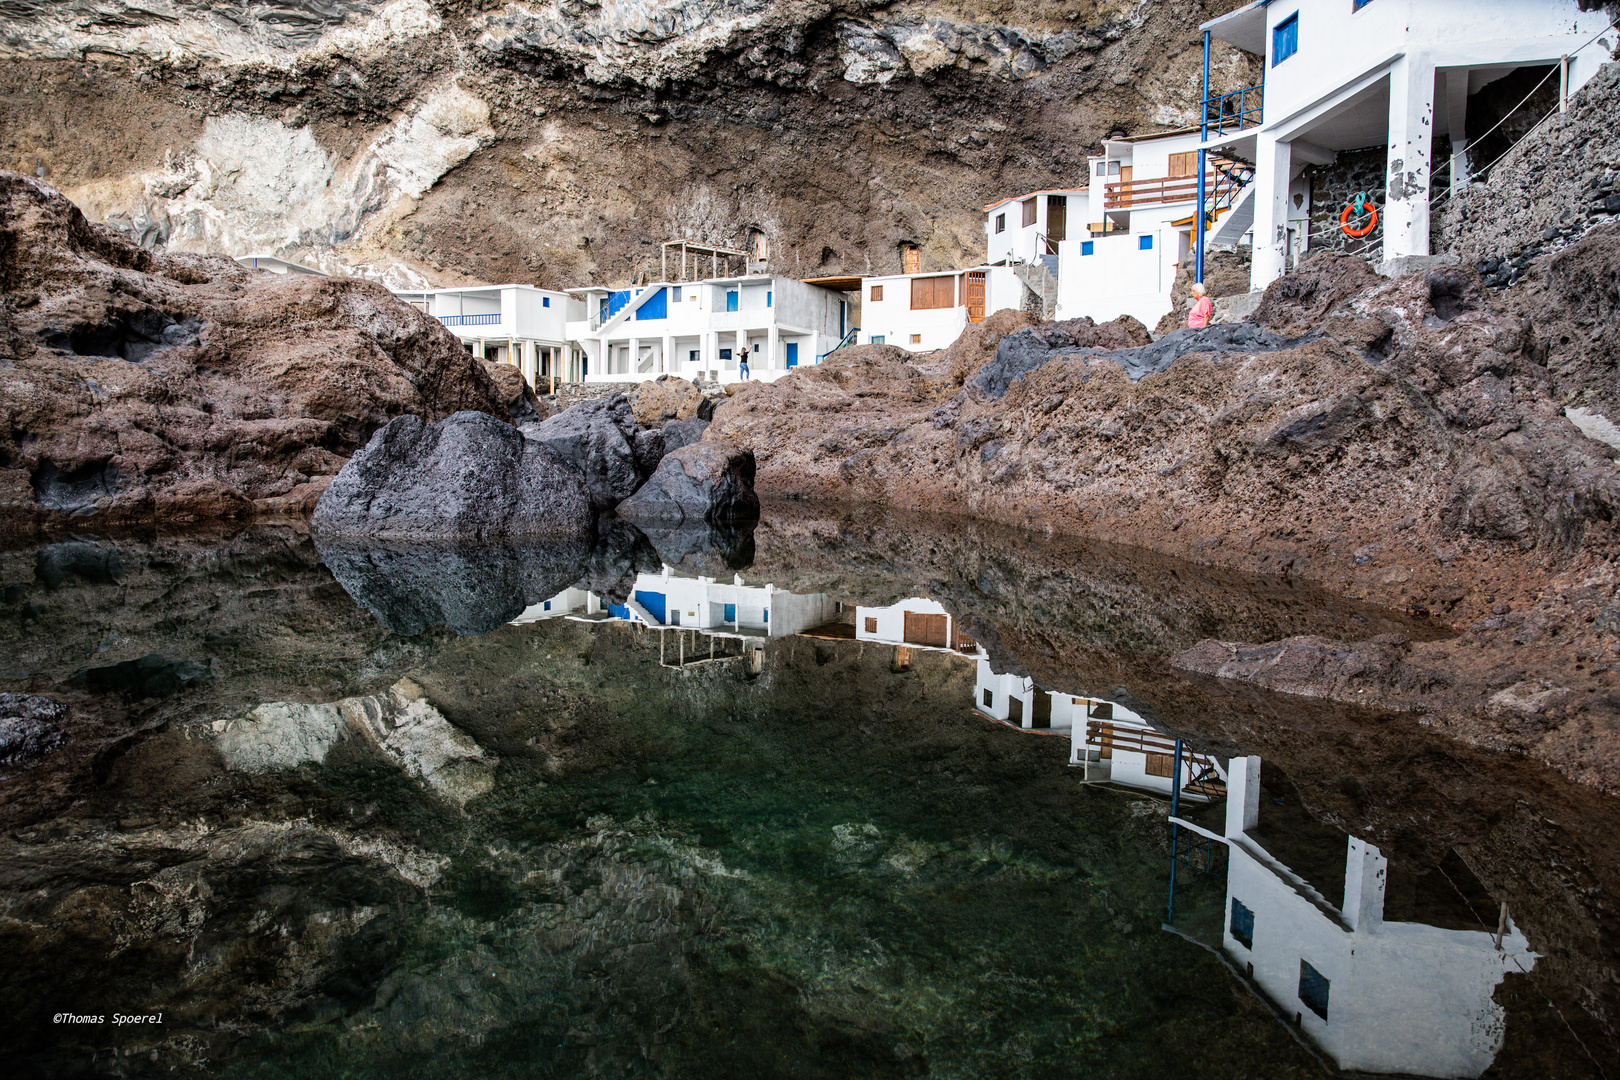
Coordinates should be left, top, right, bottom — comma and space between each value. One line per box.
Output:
437, 313, 500, 326
607, 290, 632, 318
766, 291, 772, 307
1080, 241, 1094, 256
634, 590, 667, 623
634, 287, 668, 321
786, 342, 798, 367
542, 296, 550, 307
1272, 13, 1298, 66
723, 603, 736, 621
725, 290, 739, 312
1139, 235, 1153, 251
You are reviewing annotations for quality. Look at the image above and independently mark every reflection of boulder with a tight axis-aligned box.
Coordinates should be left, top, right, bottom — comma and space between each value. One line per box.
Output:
313, 411, 594, 541
316, 537, 594, 636
0, 695, 68, 771
638, 520, 757, 577
616, 442, 760, 526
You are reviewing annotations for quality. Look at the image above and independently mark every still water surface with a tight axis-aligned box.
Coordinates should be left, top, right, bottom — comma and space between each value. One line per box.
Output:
0, 508, 1613, 1079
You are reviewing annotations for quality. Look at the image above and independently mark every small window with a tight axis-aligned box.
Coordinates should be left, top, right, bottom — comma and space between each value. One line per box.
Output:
1139, 235, 1154, 251
724, 603, 736, 621
1081, 241, 1095, 256
763, 609, 769, 623
543, 296, 551, 307
865, 617, 878, 633
1022, 198, 1038, 227
1095, 161, 1106, 176
1168, 152, 1198, 178
1087, 701, 1113, 719
870, 284, 884, 302
871, 335, 885, 344
671, 291, 681, 303
688, 350, 699, 363
1273, 13, 1298, 65
543, 600, 552, 611
719, 348, 732, 360
767, 291, 772, 307
1298, 960, 1330, 1020
983, 688, 994, 707
910, 334, 921, 345
1108, 161, 1121, 175
726, 290, 739, 312
994, 213, 1006, 234
1230, 899, 1255, 950
1145, 753, 1175, 778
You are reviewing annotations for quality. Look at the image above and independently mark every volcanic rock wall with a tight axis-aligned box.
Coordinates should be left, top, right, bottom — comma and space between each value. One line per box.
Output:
0, 0, 1259, 289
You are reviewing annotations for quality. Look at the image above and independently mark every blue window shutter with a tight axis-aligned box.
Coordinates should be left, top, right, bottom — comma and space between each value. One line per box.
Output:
1230, 899, 1255, 949
1298, 960, 1330, 1019
1273, 14, 1298, 65
543, 296, 550, 307
724, 603, 736, 621
543, 600, 552, 611
1139, 235, 1153, 250
1081, 241, 1095, 256
726, 290, 739, 312
763, 609, 769, 623
767, 291, 772, 306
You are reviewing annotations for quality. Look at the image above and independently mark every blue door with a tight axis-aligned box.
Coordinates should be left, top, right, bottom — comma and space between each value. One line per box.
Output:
724, 603, 736, 621
606, 603, 630, 620
634, 590, 667, 623
786, 343, 798, 368
726, 291, 739, 312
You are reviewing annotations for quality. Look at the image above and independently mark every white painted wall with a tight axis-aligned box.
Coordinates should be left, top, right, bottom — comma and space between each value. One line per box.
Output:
985, 190, 1089, 265
861, 266, 1023, 351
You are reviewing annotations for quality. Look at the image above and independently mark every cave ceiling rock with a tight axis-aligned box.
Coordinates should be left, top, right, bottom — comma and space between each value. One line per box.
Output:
65, 82, 493, 272
0, 0, 442, 67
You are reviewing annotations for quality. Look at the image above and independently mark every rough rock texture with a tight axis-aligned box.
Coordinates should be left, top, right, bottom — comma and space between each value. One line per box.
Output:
709, 249, 1620, 639
0, 1, 1261, 289
0, 695, 69, 771
522, 394, 648, 511
481, 358, 550, 424
0, 172, 513, 534
968, 314, 1151, 398
1154, 248, 1252, 337
311, 411, 594, 540
627, 374, 713, 426
1440, 62, 1620, 282
616, 441, 762, 526
661, 416, 712, 453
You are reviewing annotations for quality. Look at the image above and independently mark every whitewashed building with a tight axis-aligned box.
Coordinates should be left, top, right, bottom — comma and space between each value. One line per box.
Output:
396, 284, 586, 390
858, 266, 1025, 351
854, 598, 978, 655
524, 569, 841, 641
566, 276, 856, 385
1064, 694, 1224, 801
973, 658, 1080, 732
984, 188, 1088, 266
1054, 129, 1267, 327
236, 254, 328, 277
1199, 0, 1612, 292
1193, 757, 1537, 1078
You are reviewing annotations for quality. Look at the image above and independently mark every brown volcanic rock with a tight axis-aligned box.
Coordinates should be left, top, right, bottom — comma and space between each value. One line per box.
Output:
710, 252, 1620, 618
0, 172, 511, 534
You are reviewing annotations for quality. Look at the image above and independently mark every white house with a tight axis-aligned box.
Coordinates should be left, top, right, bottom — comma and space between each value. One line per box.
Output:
1065, 695, 1225, 801
395, 284, 586, 390
858, 266, 1025, 351
1200, 0, 1612, 292
1196, 757, 1536, 1078
973, 657, 1080, 732
984, 188, 1088, 266
510, 587, 594, 624
523, 568, 841, 641
235, 254, 328, 277
854, 598, 977, 655
566, 275, 856, 385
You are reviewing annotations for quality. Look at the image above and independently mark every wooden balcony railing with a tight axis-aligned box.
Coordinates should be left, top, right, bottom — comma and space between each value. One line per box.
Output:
1103, 173, 1223, 210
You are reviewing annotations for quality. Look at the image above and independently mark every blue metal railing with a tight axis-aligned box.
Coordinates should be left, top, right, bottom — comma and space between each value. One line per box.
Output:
1203, 84, 1264, 138
816, 326, 860, 363
437, 313, 501, 327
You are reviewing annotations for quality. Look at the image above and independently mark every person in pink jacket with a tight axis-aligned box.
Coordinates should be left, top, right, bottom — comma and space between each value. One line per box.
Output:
1187, 282, 1213, 329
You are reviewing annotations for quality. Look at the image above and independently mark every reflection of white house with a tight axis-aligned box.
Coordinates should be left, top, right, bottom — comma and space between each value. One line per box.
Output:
235, 255, 328, 277
566, 276, 855, 385
984, 189, 1088, 266
394, 284, 585, 389
858, 266, 1025, 350
1183, 757, 1536, 1078
1200, 0, 1611, 292
1055, 129, 1266, 328
1069, 698, 1224, 802
854, 598, 976, 654
973, 657, 1079, 732
520, 569, 840, 640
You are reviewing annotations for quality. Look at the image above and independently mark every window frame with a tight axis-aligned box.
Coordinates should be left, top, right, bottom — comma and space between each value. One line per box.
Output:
1230, 899, 1255, 950
870, 284, 884, 302
994, 212, 1006, 234
1272, 12, 1299, 66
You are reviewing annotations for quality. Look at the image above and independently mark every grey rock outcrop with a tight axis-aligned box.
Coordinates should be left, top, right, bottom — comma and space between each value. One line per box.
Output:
970, 316, 1152, 399
661, 417, 710, 453
312, 411, 593, 541
522, 395, 647, 511
0, 695, 68, 771
615, 442, 761, 526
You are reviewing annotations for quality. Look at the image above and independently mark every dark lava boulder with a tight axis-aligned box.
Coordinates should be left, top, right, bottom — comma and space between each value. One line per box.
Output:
0, 694, 68, 771
661, 417, 710, 453
312, 411, 593, 541
522, 395, 646, 511
616, 442, 760, 526
970, 315, 1151, 399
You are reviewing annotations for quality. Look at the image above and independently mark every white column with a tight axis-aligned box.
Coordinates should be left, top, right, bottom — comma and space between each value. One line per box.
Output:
627, 336, 639, 378
1224, 756, 1261, 839
663, 334, 674, 375
1249, 133, 1293, 291
1384, 55, 1435, 264
1342, 837, 1388, 932
766, 325, 780, 373
1445, 68, 1470, 194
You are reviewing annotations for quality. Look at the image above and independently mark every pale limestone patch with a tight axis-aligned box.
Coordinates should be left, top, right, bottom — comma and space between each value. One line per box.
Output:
1564, 406, 1620, 452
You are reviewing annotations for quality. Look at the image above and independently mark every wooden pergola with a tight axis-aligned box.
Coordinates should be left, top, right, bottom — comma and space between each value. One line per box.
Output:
661, 240, 749, 283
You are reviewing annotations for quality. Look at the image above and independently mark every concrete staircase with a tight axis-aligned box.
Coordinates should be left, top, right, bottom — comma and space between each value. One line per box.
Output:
1012, 256, 1059, 321
1210, 183, 1256, 246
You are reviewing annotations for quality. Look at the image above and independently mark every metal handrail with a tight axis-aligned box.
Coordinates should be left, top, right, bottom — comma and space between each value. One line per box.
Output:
437, 313, 501, 327
1203, 84, 1264, 137
816, 326, 860, 362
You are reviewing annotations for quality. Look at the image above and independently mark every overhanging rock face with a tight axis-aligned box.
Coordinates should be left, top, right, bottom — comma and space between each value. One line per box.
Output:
615, 442, 761, 527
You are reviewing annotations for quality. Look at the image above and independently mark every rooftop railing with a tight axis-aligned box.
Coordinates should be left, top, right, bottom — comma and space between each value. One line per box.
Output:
436, 313, 501, 327
1203, 84, 1263, 138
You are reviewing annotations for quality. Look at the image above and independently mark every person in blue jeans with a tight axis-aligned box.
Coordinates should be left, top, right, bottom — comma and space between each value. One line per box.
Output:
739, 350, 751, 379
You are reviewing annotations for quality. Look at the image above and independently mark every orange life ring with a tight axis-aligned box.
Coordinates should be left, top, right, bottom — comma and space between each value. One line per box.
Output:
1340, 202, 1379, 238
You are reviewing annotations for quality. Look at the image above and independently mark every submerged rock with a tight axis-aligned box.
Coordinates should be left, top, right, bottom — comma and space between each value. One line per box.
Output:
312, 411, 594, 541
522, 395, 647, 511
616, 442, 760, 526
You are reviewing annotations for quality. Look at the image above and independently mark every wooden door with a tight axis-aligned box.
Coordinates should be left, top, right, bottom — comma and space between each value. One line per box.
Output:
1033, 692, 1052, 729
1009, 695, 1025, 726
964, 271, 986, 324
1046, 196, 1067, 243
902, 611, 948, 647
1119, 166, 1133, 183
